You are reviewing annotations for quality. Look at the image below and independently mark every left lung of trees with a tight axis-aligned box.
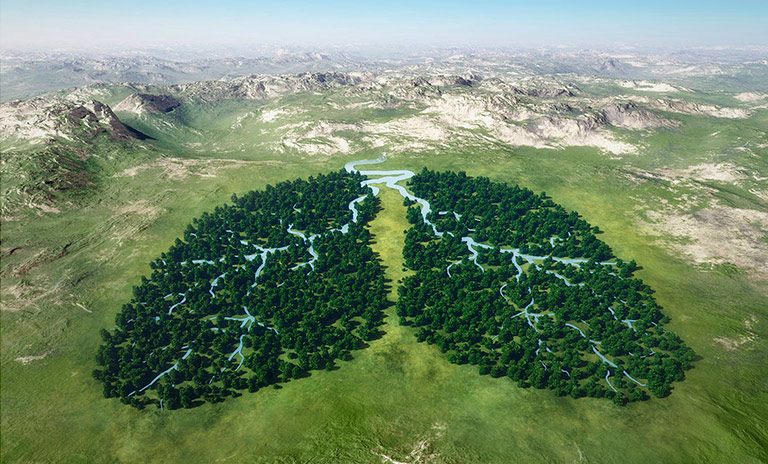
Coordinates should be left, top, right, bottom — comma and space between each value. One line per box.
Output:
93, 171, 387, 409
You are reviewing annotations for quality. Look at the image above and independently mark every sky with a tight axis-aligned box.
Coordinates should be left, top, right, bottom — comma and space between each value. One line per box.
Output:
1, 0, 767, 51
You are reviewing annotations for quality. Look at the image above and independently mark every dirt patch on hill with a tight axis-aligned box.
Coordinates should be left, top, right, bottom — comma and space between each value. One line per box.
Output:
645, 98, 751, 119
1, 277, 66, 312
15, 351, 50, 365
713, 315, 759, 351
115, 158, 279, 181
113, 200, 162, 217
107, 200, 165, 247
664, 163, 748, 183
2, 246, 70, 278
618, 80, 680, 93
374, 423, 446, 464
734, 92, 766, 103
623, 163, 750, 186
713, 335, 756, 351
641, 203, 768, 282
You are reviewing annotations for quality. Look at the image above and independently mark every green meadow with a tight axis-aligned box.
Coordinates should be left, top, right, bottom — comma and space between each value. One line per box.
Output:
2, 111, 768, 462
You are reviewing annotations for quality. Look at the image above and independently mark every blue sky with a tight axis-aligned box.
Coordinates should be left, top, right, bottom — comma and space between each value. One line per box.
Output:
1, 0, 767, 50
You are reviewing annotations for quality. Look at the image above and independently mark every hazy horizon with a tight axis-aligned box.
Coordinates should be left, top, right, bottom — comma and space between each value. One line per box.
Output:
2, 0, 767, 52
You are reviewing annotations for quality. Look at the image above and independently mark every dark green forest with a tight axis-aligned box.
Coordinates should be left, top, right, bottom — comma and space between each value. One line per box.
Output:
95, 167, 695, 410
397, 169, 696, 405
93, 170, 387, 409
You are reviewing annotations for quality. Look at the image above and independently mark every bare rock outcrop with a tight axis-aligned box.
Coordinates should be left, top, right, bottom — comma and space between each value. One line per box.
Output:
0, 97, 149, 143
114, 93, 181, 115
601, 102, 676, 130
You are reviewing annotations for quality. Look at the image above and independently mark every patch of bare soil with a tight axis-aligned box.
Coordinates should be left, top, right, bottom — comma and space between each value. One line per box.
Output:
664, 163, 748, 183
623, 163, 749, 186
374, 423, 446, 464
646, 97, 751, 119
0, 277, 66, 312
15, 351, 50, 365
713, 315, 759, 351
115, 158, 280, 181
734, 92, 766, 103
2, 247, 69, 278
641, 202, 768, 282
107, 200, 165, 248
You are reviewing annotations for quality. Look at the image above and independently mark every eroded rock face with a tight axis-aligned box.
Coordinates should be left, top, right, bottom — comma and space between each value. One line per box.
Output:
74, 100, 151, 141
114, 93, 181, 114
601, 102, 676, 130
647, 98, 752, 118
428, 74, 482, 87
513, 86, 574, 98
0, 97, 149, 143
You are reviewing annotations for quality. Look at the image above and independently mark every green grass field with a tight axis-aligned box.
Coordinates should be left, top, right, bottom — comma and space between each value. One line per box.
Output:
2, 142, 767, 463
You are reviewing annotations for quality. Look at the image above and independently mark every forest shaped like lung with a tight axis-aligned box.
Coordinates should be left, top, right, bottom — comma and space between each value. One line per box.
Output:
93, 171, 387, 410
396, 169, 696, 405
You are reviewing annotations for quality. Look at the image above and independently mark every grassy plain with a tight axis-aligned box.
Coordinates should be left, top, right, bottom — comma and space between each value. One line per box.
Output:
2, 119, 768, 462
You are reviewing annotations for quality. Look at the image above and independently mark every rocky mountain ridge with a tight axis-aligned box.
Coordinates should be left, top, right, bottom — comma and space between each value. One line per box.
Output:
1, 97, 149, 145
4, 47, 767, 102
4, 69, 754, 158
114, 93, 181, 114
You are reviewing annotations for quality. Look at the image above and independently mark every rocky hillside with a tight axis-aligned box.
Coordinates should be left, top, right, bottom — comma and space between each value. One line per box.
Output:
3, 47, 767, 102
56, 70, 709, 157
114, 93, 180, 114
0, 50, 365, 101
4, 69, 759, 157
0, 97, 152, 216
1, 67, 762, 216
0, 97, 150, 146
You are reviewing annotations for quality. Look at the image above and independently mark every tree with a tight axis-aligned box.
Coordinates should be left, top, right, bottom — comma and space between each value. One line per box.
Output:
95, 170, 388, 409
398, 168, 694, 405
